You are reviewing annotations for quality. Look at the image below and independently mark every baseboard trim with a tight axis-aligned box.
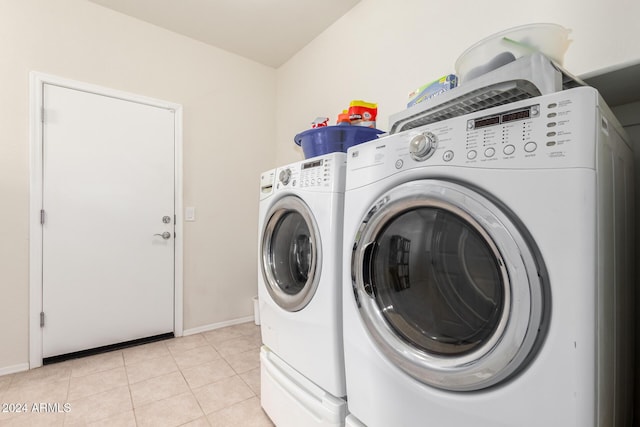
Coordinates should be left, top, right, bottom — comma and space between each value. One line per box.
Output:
0, 363, 29, 377
183, 316, 255, 336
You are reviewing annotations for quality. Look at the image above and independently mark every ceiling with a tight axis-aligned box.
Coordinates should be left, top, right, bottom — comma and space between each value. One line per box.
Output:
88, 0, 361, 68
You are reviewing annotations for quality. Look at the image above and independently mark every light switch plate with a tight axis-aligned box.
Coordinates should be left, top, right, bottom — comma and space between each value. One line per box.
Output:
185, 207, 196, 221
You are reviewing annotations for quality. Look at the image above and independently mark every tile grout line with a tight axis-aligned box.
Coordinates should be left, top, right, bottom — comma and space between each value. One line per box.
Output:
121, 349, 140, 427
127, 364, 140, 427
170, 334, 207, 426
181, 354, 207, 424
62, 363, 72, 426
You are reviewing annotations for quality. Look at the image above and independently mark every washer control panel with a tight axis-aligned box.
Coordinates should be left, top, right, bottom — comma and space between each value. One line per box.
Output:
259, 169, 276, 200
346, 87, 604, 184
299, 157, 331, 188
275, 152, 346, 192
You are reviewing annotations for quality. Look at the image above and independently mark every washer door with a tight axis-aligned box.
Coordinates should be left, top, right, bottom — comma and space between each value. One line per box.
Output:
262, 195, 322, 312
351, 180, 548, 391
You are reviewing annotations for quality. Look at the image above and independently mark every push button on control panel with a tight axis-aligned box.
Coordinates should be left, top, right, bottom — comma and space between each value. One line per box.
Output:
503, 144, 515, 155
484, 147, 495, 158
524, 142, 538, 153
467, 150, 477, 160
443, 150, 454, 162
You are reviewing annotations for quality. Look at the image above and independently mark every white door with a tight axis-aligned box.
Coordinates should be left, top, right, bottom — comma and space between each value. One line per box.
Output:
41, 83, 175, 358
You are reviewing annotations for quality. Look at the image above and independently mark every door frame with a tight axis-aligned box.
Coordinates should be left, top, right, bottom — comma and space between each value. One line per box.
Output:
28, 72, 184, 368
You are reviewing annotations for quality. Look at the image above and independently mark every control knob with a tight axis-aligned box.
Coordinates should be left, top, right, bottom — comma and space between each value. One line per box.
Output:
279, 168, 292, 185
409, 132, 437, 161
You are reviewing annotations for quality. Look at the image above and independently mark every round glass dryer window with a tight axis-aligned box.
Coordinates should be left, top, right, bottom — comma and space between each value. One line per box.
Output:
262, 196, 321, 311
351, 180, 547, 391
371, 207, 504, 357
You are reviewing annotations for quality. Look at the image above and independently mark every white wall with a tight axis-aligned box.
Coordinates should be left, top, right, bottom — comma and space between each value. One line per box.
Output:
0, 0, 276, 372
276, 0, 640, 164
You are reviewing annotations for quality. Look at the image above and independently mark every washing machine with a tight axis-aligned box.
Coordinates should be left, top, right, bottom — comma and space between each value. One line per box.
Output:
342, 86, 634, 426
258, 152, 347, 427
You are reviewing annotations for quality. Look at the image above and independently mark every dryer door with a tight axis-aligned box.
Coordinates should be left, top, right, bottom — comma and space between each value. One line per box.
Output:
350, 179, 548, 391
262, 195, 322, 312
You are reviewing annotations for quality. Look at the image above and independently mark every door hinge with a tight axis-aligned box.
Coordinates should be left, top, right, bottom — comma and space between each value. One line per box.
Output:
40, 209, 45, 225
40, 311, 45, 327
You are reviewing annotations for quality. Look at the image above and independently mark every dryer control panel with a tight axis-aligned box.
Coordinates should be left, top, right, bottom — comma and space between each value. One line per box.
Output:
346, 87, 615, 189
464, 103, 541, 162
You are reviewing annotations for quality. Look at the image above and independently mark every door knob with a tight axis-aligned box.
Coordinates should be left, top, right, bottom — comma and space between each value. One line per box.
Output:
154, 231, 171, 239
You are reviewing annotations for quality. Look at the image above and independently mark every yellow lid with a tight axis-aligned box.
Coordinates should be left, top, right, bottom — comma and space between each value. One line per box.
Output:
349, 100, 377, 109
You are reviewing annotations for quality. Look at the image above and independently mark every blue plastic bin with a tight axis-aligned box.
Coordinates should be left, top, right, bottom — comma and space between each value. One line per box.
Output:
294, 126, 384, 159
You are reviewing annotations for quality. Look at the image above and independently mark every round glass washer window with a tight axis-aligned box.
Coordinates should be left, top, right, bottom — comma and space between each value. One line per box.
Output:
261, 195, 321, 312
268, 210, 313, 296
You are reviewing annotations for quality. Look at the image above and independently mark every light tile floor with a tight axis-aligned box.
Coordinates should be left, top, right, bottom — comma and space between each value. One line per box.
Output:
0, 322, 274, 427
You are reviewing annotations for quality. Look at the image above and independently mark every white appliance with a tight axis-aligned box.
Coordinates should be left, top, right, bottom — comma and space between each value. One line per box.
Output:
342, 86, 634, 426
258, 152, 347, 427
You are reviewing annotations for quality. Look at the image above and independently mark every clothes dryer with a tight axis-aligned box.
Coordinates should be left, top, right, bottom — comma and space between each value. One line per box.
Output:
342, 87, 634, 426
258, 152, 347, 427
